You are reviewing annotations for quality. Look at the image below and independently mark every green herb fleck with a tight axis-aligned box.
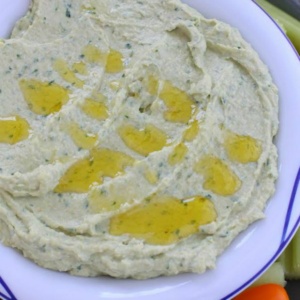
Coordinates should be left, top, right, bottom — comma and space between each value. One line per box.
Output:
66, 8, 71, 18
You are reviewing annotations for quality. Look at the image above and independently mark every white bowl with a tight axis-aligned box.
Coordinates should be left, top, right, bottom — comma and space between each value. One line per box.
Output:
0, 1, 300, 299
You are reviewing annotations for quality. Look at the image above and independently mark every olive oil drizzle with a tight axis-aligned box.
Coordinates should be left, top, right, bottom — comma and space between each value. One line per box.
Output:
147, 76, 195, 123
81, 96, 109, 120
224, 132, 262, 163
54, 148, 134, 193
0, 116, 30, 144
183, 119, 199, 142
66, 122, 98, 150
105, 49, 124, 73
195, 155, 241, 196
19, 79, 70, 115
109, 194, 217, 245
168, 142, 188, 165
53, 59, 84, 88
82, 44, 107, 64
118, 124, 168, 156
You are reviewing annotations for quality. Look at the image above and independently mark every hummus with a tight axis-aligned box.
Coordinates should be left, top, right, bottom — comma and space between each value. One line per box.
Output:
0, 0, 278, 279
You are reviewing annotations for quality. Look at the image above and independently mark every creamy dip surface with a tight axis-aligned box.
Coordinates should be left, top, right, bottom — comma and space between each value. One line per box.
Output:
0, 0, 278, 279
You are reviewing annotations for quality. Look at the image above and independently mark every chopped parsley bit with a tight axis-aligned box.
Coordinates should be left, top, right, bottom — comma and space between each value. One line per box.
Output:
5, 67, 12, 74
66, 8, 71, 18
100, 189, 107, 195
125, 43, 132, 49
64, 199, 70, 207
219, 97, 227, 105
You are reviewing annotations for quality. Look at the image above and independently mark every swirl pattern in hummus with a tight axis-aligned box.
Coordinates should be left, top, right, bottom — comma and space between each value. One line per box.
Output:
0, 0, 278, 279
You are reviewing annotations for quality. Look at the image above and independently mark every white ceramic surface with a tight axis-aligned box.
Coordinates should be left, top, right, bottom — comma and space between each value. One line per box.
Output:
0, 1, 299, 299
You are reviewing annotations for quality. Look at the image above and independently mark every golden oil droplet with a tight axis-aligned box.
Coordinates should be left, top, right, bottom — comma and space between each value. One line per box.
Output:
55, 158, 101, 193
224, 132, 262, 163
159, 81, 194, 123
54, 148, 134, 193
118, 124, 167, 156
168, 143, 188, 165
109, 195, 217, 245
81, 96, 109, 120
82, 44, 107, 64
105, 49, 124, 73
19, 79, 70, 115
183, 120, 199, 142
0, 116, 30, 144
144, 168, 158, 185
195, 155, 241, 196
72, 61, 88, 75
53, 59, 84, 88
66, 122, 97, 150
